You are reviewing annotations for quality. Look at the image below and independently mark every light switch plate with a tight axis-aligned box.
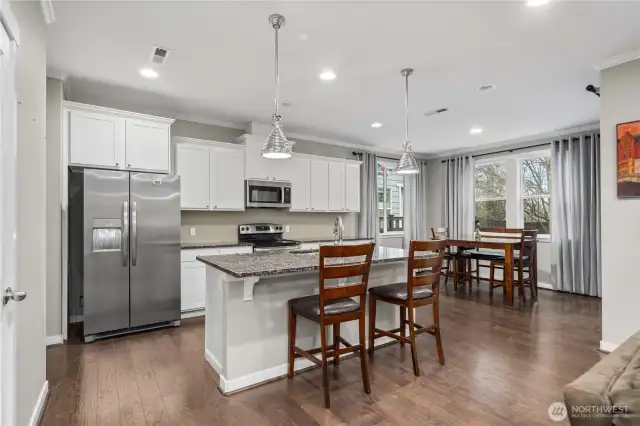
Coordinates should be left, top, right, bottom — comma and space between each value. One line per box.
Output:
189, 227, 196, 236
285, 225, 290, 233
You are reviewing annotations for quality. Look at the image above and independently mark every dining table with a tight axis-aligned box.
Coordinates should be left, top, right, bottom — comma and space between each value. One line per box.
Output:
444, 236, 520, 306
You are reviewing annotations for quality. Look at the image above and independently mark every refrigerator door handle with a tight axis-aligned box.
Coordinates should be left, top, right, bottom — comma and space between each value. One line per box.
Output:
122, 201, 129, 267
132, 201, 138, 266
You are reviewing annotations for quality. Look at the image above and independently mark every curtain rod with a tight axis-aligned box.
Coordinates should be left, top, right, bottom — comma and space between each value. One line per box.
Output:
352, 151, 399, 162
440, 142, 551, 163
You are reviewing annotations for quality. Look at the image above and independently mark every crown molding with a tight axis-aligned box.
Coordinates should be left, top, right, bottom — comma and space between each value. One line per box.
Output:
171, 113, 246, 130
594, 47, 640, 71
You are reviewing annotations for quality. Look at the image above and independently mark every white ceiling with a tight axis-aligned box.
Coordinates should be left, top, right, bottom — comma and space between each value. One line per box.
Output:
47, 1, 640, 155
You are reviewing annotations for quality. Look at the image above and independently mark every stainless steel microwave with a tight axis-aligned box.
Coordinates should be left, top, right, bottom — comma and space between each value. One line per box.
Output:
245, 180, 292, 208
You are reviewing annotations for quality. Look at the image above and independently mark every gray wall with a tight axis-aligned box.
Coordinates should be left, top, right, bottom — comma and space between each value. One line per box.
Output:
600, 58, 640, 349
14, 2, 47, 425
46, 78, 63, 338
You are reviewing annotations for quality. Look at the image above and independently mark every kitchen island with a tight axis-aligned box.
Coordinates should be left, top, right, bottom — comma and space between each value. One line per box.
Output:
197, 245, 409, 395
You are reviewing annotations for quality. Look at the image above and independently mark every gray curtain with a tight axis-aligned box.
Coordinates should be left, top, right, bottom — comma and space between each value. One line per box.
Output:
444, 156, 475, 239
551, 133, 601, 296
358, 152, 378, 241
403, 160, 429, 248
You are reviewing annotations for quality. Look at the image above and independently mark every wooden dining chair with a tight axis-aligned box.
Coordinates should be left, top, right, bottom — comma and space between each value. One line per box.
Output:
431, 227, 453, 286
287, 243, 375, 408
488, 229, 538, 303
368, 239, 446, 376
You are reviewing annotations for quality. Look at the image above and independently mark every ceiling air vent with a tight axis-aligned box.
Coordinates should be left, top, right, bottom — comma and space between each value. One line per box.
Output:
424, 108, 448, 118
150, 46, 170, 65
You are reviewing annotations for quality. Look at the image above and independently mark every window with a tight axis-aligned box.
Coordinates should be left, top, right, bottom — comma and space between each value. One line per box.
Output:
377, 160, 404, 233
521, 157, 551, 235
474, 163, 507, 228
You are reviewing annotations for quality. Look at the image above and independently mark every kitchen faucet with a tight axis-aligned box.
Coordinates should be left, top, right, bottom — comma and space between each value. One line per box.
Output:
333, 216, 344, 245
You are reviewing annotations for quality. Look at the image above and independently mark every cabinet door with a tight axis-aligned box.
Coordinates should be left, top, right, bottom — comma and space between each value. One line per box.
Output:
176, 144, 210, 209
328, 162, 346, 211
289, 157, 311, 211
244, 137, 271, 180
345, 163, 361, 212
125, 119, 170, 172
181, 262, 206, 312
310, 160, 329, 211
214, 147, 245, 210
69, 110, 124, 168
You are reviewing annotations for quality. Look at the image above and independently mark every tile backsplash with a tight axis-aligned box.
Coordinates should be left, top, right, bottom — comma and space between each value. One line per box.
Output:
181, 210, 358, 243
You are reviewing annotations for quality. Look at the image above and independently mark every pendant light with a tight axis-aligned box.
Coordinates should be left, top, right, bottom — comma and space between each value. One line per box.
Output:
395, 68, 420, 175
262, 14, 292, 159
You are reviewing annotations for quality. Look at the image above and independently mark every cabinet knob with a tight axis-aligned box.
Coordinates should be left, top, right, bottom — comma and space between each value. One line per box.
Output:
127, 163, 131, 168
115, 162, 120, 167
206, 205, 209, 208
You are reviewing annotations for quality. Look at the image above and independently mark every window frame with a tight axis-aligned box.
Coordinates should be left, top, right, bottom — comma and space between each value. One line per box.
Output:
377, 159, 405, 236
473, 149, 552, 241
474, 161, 508, 230
519, 153, 551, 239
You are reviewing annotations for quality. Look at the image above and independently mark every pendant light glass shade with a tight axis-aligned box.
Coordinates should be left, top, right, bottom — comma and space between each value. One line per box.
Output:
395, 68, 420, 175
396, 141, 419, 175
263, 113, 292, 159
262, 14, 292, 159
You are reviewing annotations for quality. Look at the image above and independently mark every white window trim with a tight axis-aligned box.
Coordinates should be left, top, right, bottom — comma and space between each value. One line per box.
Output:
474, 149, 552, 240
378, 159, 404, 235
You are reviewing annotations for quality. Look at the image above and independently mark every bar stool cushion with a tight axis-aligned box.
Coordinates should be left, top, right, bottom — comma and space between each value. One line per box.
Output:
468, 250, 505, 260
289, 294, 360, 317
369, 282, 434, 301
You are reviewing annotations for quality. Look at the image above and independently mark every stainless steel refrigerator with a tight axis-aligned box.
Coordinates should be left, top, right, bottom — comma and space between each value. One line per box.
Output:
68, 168, 181, 342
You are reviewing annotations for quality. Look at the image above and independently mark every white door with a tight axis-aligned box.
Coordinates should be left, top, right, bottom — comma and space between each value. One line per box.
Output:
180, 262, 206, 312
345, 163, 361, 212
125, 119, 170, 172
0, 7, 21, 425
176, 143, 210, 209
328, 162, 346, 211
214, 147, 245, 210
310, 160, 329, 211
69, 110, 125, 168
289, 157, 310, 211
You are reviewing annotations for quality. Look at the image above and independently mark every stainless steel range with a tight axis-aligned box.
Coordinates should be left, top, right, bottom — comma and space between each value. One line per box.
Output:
238, 224, 300, 252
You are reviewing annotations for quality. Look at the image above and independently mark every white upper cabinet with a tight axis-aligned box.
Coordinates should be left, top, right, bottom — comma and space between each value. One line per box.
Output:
345, 163, 361, 212
328, 162, 346, 211
241, 134, 291, 181
176, 144, 210, 209
175, 138, 245, 211
65, 102, 173, 173
213, 146, 245, 209
289, 157, 311, 211
69, 110, 125, 168
310, 160, 329, 211
125, 119, 171, 172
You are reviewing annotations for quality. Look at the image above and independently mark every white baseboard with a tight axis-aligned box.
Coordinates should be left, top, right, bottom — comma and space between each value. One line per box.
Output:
211, 336, 395, 395
28, 381, 48, 426
537, 282, 554, 290
181, 309, 205, 319
45, 335, 63, 346
599, 341, 618, 354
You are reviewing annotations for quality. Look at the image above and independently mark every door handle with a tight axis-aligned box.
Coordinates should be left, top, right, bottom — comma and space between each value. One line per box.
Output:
131, 201, 138, 266
3, 287, 27, 305
122, 201, 129, 267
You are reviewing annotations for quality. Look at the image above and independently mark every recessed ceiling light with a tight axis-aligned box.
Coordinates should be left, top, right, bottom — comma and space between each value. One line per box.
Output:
469, 127, 483, 135
319, 69, 336, 81
526, 0, 551, 7
139, 68, 159, 79
370, 122, 383, 128
298, 34, 309, 41
478, 84, 496, 92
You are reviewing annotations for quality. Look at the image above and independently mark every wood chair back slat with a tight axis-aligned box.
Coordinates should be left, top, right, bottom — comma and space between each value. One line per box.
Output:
519, 229, 537, 267
407, 240, 446, 301
478, 227, 523, 240
319, 243, 375, 310
431, 227, 449, 240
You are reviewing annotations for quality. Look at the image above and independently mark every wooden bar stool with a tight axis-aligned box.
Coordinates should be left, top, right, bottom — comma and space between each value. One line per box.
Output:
287, 243, 375, 408
489, 229, 538, 303
368, 239, 446, 376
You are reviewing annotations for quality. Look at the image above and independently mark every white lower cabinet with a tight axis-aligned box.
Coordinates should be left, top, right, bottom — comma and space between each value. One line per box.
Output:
180, 246, 253, 314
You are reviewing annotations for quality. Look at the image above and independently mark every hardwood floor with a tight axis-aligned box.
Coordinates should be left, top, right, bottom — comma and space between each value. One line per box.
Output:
41, 287, 602, 425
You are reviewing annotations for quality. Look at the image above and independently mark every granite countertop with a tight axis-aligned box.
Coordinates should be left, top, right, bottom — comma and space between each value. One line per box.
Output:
296, 237, 374, 244
197, 246, 408, 278
181, 241, 254, 249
